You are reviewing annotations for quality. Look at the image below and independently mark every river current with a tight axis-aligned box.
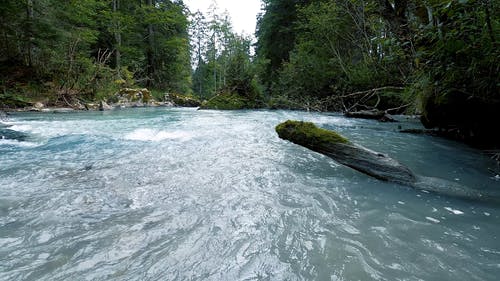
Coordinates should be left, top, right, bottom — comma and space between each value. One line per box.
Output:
1, 108, 499, 280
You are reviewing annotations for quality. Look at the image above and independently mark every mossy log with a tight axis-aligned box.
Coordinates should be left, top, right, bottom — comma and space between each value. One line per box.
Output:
276, 120, 415, 183
276, 120, 485, 200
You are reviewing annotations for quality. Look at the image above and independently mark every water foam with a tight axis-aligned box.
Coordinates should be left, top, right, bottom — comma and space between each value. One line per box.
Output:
124, 128, 191, 142
444, 207, 464, 215
7, 124, 33, 132
0, 139, 39, 147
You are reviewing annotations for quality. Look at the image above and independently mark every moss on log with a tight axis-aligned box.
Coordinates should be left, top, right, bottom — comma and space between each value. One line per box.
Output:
276, 120, 350, 148
275, 120, 490, 201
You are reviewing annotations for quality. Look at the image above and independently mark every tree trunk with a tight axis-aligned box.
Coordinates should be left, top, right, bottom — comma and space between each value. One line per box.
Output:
146, 0, 155, 86
485, 0, 495, 43
345, 109, 396, 122
276, 120, 487, 201
113, 0, 121, 78
26, 0, 34, 66
376, 0, 412, 58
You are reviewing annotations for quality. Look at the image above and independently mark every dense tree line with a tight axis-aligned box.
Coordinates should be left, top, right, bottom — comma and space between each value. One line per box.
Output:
189, 7, 259, 102
255, 0, 499, 147
0, 0, 191, 106
1, 0, 498, 147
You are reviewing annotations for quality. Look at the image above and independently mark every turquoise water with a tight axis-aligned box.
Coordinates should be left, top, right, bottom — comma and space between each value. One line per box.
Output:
1, 108, 499, 280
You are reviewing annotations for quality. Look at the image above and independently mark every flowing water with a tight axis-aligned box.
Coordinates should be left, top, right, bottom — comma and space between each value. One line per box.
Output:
1, 108, 499, 281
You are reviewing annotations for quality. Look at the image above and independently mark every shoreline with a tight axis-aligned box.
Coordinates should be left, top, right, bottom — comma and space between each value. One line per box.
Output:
0, 101, 176, 114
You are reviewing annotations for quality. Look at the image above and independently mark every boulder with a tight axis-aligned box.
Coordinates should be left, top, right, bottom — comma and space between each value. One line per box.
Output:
131, 101, 144, 108
0, 128, 28, 141
276, 120, 485, 200
116, 88, 152, 104
72, 100, 86, 110
147, 101, 162, 107
85, 103, 99, 111
99, 101, 113, 111
0, 110, 8, 122
34, 102, 45, 109
163, 101, 175, 107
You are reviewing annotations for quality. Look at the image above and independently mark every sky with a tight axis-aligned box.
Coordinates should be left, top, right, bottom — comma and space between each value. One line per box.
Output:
184, 0, 263, 36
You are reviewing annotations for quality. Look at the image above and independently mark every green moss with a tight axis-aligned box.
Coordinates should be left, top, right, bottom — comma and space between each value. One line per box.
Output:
200, 92, 263, 110
276, 120, 350, 148
0, 93, 32, 108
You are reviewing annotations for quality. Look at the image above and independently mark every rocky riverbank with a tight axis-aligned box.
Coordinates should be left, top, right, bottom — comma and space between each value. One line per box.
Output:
0, 88, 202, 113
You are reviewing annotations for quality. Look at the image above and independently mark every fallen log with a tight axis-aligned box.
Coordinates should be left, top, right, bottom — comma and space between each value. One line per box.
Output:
345, 109, 396, 122
276, 120, 485, 200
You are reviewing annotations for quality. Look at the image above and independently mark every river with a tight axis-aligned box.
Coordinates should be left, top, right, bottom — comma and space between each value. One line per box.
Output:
1, 108, 499, 280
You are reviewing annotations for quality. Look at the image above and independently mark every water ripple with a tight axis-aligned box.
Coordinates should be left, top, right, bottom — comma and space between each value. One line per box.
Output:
1, 108, 499, 280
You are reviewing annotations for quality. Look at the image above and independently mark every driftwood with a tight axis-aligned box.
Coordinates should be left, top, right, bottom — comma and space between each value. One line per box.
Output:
345, 109, 397, 122
276, 120, 485, 200
399, 128, 441, 136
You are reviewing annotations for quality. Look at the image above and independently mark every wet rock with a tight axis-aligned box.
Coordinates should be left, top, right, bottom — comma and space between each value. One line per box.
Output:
34, 102, 45, 110
99, 101, 113, 111
131, 101, 144, 108
116, 88, 152, 104
0, 110, 8, 122
0, 128, 28, 141
147, 101, 163, 107
85, 103, 99, 111
163, 101, 175, 107
73, 100, 86, 110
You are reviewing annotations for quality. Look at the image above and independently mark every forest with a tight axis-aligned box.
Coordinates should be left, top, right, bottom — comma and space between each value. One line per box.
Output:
0, 0, 192, 105
1, 0, 499, 148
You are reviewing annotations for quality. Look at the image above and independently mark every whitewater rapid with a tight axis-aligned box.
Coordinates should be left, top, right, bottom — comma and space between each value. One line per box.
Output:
1, 108, 499, 281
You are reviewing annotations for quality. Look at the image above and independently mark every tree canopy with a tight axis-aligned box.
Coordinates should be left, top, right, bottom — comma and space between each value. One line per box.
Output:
1, 0, 498, 147
1, 0, 192, 106
255, 0, 499, 147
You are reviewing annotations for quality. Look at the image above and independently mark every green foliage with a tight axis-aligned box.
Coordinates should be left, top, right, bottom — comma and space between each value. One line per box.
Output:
413, 0, 499, 146
200, 91, 264, 110
255, 0, 500, 146
0, 93, 32, 108
0, 0, 192, 107
267, 95, 303, 110
256, 0, 311, 92
167, 93, 201, 107
259, 0, 406, 102
190, 6, 262, 109
276, 120, 350, 148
